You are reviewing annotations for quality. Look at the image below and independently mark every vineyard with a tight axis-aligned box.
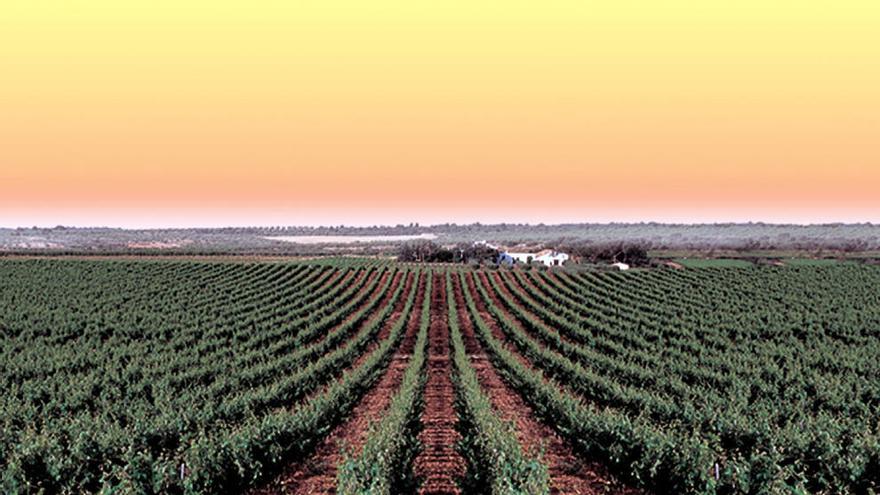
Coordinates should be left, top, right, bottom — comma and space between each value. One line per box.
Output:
1, 259, 879, 494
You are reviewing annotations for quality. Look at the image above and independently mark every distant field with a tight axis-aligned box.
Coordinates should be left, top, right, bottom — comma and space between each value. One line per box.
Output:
782, 257, 857, 266
673, 258, 754, 268
652, 249, 880, 260
1, 260, 879, 494
264, 233, 438, 244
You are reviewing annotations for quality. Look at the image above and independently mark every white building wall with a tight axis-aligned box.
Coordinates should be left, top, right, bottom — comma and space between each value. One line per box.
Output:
535, 252, 569, 266
507, 252, 535, 264
501, 251, 570, 266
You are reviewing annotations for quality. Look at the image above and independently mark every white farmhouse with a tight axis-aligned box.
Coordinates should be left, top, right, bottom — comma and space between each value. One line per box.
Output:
611, 262, 630, 271
499, 249, 569, 267
534, 250, 569, 267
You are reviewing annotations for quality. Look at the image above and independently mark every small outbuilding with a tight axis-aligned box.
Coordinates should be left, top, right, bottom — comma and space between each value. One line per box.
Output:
497, 252, 515, 264
611, 262, 630, 271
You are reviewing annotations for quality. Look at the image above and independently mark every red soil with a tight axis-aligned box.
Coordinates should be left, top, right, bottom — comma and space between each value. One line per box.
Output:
413, 275, 466, 495
250, 271, 422, 494
457, 273, 641, 495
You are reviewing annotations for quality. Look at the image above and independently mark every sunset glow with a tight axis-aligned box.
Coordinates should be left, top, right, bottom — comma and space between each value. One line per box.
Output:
2, 1, 879, 226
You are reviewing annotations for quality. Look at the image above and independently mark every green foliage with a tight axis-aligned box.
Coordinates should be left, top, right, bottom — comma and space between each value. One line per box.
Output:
0, 261, 416, 493
460, 266, 880, 494
448, 274, 550, 495
2, 260, 879, 494
674, 258, 754, 268
782, 258, 853, 266
337, 272, 432, 494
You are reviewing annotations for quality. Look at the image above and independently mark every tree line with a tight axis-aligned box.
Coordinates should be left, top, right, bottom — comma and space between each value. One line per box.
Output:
397, 240, 651, 266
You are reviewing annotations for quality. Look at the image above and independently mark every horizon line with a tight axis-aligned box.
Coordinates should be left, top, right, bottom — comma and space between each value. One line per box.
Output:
3, 220, 878, 231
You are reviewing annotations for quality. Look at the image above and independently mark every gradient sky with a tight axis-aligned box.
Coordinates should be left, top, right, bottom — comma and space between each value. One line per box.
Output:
2, 1, 879, 227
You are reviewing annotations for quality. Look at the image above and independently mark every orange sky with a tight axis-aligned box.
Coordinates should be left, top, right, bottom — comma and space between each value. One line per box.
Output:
2, 1, 879, 227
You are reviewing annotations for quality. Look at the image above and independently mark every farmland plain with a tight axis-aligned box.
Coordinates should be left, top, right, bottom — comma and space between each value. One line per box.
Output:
1, 259, 878, 494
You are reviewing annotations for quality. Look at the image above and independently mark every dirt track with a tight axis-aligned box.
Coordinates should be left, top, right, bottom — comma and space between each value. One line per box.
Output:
413, 275, 466, 495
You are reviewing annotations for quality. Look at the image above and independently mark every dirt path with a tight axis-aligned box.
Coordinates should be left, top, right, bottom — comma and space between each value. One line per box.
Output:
413, 275, 466, 495
250, 271, 422, 494
458, 273, 640, 495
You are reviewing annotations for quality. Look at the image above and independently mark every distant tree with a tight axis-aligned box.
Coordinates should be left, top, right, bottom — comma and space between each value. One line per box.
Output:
558, 241, 651, 266
840, 239, 868, 252
398, 240, 454, 262
453, 243, 499, 264
434, 248, 454, 263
